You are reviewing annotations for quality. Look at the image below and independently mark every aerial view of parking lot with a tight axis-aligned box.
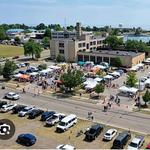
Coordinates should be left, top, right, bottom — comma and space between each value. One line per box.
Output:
0, 0, 150, 149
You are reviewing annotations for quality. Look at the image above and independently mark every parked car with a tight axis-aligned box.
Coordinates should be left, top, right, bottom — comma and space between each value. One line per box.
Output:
128, 135, 145, 150
45, 113, 65, 126
0, 101, 7, 108
16, 133, 36, 146
0, 104, 17, 112
84, 124, 104, 141
56, 114, 77, 132
146, 143, 150, 149
56, 144, 75, 150
18, 106, 35, 117
112, 131, 131, 149
28, 109, 44, 119
4, 92, 20, 100
40, 111, 55, 121
12, 105, 26, 114
103, 129, 117, 141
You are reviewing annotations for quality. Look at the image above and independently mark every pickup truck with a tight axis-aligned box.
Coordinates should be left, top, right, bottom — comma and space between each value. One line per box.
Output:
45, 113, 65, 126
128, 135, 145, 150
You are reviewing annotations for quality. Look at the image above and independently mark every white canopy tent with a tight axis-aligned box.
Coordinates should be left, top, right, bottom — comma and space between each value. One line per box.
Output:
84, 78, 98, 89
109, 71, 121, 77
119, 86, 139, 94
13, 73, 22, 78
104, 75, 114, 80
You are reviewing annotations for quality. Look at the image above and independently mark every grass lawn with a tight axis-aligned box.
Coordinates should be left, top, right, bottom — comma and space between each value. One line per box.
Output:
0, 44, 24, 57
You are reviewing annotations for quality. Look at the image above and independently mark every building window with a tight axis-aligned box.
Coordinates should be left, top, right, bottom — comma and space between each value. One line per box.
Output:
97, 56, 102, 64
78, 55, 83, 61
90, 56, 95, 63
93, 41, 96, 45
104, 57, 109, 63
83, 43, 86, 47
78, 43, 82, 48
59, 43, 64, 48
86, 44, 89, 49
90, 42, 93, 46
84, 55, 89, 61
59, 49, 64, 54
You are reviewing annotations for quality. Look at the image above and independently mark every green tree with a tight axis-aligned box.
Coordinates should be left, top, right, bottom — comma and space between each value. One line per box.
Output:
36, 23, 47, 30
0, 27, 6, 40
60, 69, 84, 91
38, 64, 47, 71
2, 60, 17, 79
94, 84, 105, 97
104, 35, 123, 49
125, 40, 148, 52
126, 72, 138, 87
111, 57, 122, 67
14, 37, 21, 44
56, 54, 65, 62
44, 28, 51, 38
142, 90, 150, 106
42, 37, 50, 48
24, 39, 42, 59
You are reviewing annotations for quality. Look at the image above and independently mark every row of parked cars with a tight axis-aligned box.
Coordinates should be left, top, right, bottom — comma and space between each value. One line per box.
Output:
0, 100, 149, 149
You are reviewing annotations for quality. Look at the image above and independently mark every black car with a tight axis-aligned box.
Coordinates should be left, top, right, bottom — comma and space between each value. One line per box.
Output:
28, 109, 44, 119
12, 105, 26, 114
85, 124, 104, 141
40, 111, 55, 121
0, 101, 7, 108
16, 133, 36, 146
112, 131, 131, 149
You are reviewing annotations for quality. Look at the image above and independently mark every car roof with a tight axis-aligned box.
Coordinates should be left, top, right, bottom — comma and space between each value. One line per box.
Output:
20, 133, 36, 139
132, 138, 141, 143
60, 144, 74, 149
91, 124, 103, 129
106, 129, 116, 134
8, 92, 16, 95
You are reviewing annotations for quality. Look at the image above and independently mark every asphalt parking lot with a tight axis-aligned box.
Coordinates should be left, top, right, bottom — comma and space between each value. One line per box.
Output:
0, 112, 149, 149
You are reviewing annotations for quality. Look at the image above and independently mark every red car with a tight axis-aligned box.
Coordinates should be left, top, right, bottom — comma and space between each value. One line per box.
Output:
146, 143, 150, 149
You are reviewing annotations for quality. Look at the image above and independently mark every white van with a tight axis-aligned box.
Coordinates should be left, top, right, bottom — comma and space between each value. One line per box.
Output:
56, 114, 77, 132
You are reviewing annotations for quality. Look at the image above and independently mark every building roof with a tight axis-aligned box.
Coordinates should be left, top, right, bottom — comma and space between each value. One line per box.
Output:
78, 50, 144, 58
6, 29, 24, 34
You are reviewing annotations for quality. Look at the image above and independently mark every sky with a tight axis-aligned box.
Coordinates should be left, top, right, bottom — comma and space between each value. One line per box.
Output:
0, 0, 150, 29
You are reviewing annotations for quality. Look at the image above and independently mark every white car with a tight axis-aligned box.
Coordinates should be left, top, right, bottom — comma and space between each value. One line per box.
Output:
46, 113, 65, 126
56, 144, 75, 150
18, 106, 35, 117
5, 92, 20, 100
0, 104, 17, 112
103, 129, 117, 141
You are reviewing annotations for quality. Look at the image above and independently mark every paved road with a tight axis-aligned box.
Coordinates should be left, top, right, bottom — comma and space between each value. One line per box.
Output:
0, 88, 150, 134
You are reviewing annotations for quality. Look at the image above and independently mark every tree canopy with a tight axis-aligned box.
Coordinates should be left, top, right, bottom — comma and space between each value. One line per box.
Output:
60, 69, 84, 91
2, 60, 17, 79
111, 57, 122, 67
44, 28, 51, 38
104, 35, 123, 49
94, 84, 105, 96
126, 72, 138, 87
142, 90, 150, 106
0, 27, 6, 40
24, 39, 42, 59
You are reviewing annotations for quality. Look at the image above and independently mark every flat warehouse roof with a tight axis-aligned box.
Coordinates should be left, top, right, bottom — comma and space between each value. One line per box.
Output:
78, 50, 144, 58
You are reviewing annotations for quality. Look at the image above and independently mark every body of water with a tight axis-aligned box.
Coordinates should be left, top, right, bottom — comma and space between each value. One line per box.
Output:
123, 35, 150, 43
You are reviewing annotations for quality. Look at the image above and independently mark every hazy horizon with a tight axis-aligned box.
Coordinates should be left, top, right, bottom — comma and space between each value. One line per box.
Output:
1, 0, 150, 29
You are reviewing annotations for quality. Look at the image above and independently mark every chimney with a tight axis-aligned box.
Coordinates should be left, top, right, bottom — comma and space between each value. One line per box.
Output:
76, 22, 82, 39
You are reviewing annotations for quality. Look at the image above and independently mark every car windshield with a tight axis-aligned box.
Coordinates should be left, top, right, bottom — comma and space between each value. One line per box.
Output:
59, 122, 66, 126
129, 142, 138, 148
89, 128, 96, 134
105, 133, 111, 136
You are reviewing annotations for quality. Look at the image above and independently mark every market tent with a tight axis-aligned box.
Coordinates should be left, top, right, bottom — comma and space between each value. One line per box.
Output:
94, 65, 106, 70
91, 67, 100, 73
119, 86, 129, 93
29, 72, 39, 76
84, 78, 98, 89
104, 75, 114, 80
94, 77, 103, 82
49, 65, 61, 70
78, 61, 85, 66
13, 73, 22, 78
40, 68, 53, 75
20, 74, 30, 80
111, 71, 120, 76
119, 86, 138, 94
